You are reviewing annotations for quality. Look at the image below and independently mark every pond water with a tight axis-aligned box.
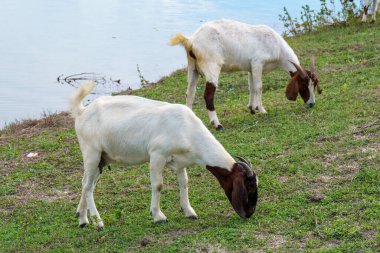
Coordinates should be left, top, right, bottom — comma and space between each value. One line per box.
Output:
0, 0, 326, 128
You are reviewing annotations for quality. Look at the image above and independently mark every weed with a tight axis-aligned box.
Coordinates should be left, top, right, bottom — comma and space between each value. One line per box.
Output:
279, 0, 361, 36
137, 64, 149, 87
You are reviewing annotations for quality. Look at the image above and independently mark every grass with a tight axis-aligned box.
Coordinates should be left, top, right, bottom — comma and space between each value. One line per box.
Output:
1, 22, 379, 252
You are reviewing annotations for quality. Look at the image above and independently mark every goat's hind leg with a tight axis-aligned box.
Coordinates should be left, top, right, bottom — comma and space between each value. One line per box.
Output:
177, 167, 197, 219
186, 62, 199, 109
77, 151, 103, 230
201, 63, 223, 130
248, 65, 267, 114
76, 179, 89, 227
371, 1, 379, 22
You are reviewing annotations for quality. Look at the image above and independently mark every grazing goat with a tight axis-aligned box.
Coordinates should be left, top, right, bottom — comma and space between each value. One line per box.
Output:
362, 0, 379, 22
170, 19, 321, 130
70, 82, 258, 230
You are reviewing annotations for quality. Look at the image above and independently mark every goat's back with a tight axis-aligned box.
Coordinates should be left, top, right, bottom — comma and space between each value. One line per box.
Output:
74, 95, 213, 163
190, 19, 285, 68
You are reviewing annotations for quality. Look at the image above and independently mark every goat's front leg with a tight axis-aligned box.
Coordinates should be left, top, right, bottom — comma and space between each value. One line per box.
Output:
149, 155, 167, 223
204, 82, 223, 130
248, 68, 267, 114
77, 152, 103, 230
177, 167, 197, 219
86, 168, 103, 230
362, 5, 368, 22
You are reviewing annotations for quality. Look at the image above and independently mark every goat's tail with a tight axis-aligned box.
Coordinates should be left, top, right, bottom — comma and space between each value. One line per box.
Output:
69, 81, 96, 118
169, 34, 191, 51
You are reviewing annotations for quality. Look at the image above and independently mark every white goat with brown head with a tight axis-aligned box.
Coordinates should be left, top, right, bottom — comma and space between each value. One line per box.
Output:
170, 19, 321, 130
70, 82, 258, 230
362, 0, 379, 22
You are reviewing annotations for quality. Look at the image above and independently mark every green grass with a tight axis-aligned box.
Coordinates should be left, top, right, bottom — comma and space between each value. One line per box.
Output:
1, 22, 379, 252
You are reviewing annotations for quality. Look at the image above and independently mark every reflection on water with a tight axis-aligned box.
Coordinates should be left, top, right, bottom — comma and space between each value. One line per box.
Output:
0, 0, 322, 128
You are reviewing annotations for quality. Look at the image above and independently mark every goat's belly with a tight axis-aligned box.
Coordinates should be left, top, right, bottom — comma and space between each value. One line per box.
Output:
221, 60, 251, 72
221, 64, 241, 72
166, 153, 194, 170
262, 62, 278, 74
103, 146, 149, 165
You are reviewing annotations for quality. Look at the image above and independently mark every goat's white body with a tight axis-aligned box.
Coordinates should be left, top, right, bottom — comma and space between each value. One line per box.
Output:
71, 82, 235, 227
170, 19, 312, 128
188, 20, 300, 75
362, 0, 379, 22
75, 95, 234, 169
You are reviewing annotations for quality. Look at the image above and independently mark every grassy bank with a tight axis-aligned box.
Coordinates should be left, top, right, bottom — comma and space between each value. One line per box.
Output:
1, 22, 379, 252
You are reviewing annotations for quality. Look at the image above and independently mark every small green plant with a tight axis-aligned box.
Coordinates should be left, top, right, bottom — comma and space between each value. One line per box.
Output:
137, 64, 149, 87
279, 0, 360, 36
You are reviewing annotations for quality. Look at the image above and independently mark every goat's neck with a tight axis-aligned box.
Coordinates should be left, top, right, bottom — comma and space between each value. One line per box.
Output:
281, 45, 300, 74
196, 136, 235, 171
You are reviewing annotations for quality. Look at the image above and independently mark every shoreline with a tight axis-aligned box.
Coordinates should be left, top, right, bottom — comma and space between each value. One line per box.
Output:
0, 68, 187, 134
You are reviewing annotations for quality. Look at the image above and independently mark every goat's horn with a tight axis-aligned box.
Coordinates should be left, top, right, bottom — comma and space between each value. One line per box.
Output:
310, 55, 316, 75
289, 61, 307, 79
235, 156, 249, 165
235, 156, 253, 173
316, 82, 322, 94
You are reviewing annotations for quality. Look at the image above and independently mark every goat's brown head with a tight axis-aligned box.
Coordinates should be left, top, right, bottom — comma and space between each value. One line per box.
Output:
206, 157, 258, 218
286, 56, 321, 108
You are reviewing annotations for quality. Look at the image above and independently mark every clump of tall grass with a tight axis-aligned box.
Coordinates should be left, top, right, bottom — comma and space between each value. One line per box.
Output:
279, 0, 361, 36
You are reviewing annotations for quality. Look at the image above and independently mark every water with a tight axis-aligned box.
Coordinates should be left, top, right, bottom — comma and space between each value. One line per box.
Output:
0, 0, 326, 128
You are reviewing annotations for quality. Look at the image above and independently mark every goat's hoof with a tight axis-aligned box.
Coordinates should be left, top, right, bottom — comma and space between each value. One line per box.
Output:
154, 219, 168, 224
79, 223, 88, 228
216, 125, 224, 131
97, 225, 104, 231
249, 105, 266, 114
187, 215, 198, 220
248, 106, 255, 114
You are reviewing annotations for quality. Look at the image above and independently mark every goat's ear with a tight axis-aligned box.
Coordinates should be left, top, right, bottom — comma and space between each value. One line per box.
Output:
286, 77, 299, 101
206, 166, 233, 195
230, 176, 248, 218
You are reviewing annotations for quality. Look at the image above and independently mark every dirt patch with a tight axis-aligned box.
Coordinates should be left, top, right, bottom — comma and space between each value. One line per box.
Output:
292, 235, 317, 251
0, 160, 23, 174
256, 233, 286, 250
323, 153, 340, 164
21, 151, 48, 164
324, 240, 341, 249
362, 229, 377, 241
119, 183, 149, 194
317, 135, 341, 143
278, 175, 289, 183
8, 178, 77, 207
320, 60, 372, 74
132, 228, 198, 251
194, 243, 228, 253
0, 111, 74, 137
353, 122, 380, 140
319, 175, 334, 182
337, 160, 360, 180
267, 234, 286, 248
159, 228, 198, 247
360, 144, 379, 153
